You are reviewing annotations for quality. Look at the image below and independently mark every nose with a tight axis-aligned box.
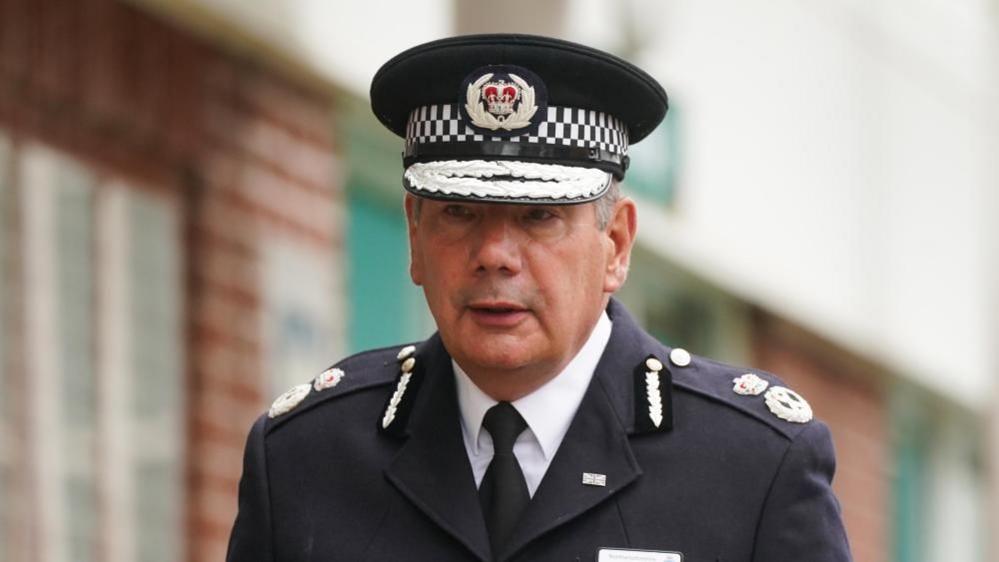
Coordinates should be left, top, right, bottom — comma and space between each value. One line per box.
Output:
470, 213, 523, 276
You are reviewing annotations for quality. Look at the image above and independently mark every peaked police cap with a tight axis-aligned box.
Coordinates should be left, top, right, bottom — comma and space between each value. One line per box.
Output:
370, 34, 669, 204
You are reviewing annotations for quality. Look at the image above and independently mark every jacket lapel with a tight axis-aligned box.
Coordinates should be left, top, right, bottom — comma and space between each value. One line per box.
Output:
383, 337, 492, 562
502, 300, 656, 559
503, 378, 641, 560
384, 301, 667, 561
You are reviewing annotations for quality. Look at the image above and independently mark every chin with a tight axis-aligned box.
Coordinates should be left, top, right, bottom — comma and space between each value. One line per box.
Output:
470, 348, 527, 369
456, 342, 532, 372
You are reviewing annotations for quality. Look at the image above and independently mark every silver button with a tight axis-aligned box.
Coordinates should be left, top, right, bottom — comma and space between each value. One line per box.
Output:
669, 348, 691, 367
397, 345, 416, 360
401, 357, 416, 373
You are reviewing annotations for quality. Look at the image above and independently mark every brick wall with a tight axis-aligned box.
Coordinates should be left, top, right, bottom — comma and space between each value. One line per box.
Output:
750, 310, 890, 562
0, 0, 341, 560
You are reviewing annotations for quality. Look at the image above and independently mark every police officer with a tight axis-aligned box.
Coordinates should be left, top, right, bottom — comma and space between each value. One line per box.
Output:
227, 34, 853, 562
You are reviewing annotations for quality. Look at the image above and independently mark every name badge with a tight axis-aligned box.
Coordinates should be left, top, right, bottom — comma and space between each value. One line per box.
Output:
597, 548, 682, 562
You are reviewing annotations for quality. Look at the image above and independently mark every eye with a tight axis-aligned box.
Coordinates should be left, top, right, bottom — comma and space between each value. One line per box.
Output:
443, 204, 474, 219
523, 207, 558, 222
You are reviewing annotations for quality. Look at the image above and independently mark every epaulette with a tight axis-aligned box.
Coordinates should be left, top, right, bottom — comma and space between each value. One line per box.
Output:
665, 347, 815, 440
263, 342, 422, 434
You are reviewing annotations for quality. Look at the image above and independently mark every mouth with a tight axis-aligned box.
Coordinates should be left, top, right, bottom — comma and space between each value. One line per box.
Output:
466, 301, 531, 328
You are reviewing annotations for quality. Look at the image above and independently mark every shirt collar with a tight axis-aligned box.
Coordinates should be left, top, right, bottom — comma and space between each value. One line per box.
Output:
453, 311, 613, 460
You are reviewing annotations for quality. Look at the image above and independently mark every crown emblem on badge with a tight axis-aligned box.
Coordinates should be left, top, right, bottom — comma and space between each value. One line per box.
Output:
482, 80, 518, 115
465, 72, 539, 131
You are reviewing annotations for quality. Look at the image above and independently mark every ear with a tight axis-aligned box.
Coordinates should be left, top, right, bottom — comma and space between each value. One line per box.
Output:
403, 195, 424, 286
603, 197, 637, 293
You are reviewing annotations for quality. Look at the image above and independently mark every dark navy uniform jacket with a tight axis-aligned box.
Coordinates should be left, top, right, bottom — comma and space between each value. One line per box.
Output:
227, 300, 852, 562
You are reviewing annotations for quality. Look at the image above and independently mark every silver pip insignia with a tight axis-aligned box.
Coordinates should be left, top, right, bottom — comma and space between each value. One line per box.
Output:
764, 386, 813, 423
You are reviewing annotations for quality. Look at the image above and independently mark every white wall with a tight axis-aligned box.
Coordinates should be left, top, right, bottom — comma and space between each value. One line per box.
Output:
626, 0, 998, 409
136, 0, 997, 408
131, 0, 453, 94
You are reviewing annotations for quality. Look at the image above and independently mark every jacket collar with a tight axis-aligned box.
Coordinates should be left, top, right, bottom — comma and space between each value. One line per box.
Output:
384, 299, 672, 560
384, 332, 493, 561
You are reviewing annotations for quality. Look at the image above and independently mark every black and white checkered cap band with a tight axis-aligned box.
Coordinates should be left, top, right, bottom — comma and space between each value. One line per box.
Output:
406, 104, 629, 155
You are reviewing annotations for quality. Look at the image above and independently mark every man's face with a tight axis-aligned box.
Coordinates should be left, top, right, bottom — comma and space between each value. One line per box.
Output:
405, 194, 635, 397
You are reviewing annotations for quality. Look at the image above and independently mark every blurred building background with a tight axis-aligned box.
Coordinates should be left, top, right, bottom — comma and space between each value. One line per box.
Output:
0, 1, 996, 561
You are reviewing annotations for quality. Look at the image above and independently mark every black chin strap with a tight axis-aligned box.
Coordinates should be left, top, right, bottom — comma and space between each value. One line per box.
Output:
403, 140, 628, 179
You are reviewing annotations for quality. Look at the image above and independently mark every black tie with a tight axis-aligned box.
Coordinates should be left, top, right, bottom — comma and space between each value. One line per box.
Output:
479, 402, 530, 557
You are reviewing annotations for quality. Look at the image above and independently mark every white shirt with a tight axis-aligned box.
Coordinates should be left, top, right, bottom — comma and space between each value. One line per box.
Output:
453, 312, 613, 497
